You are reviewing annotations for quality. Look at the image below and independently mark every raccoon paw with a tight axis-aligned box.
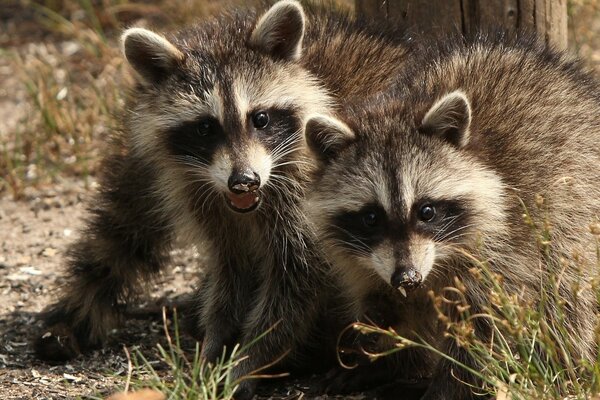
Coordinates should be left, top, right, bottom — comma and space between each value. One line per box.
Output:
33, 323, 81, 362
317, 366, 373, 394
232, 379, 257, 400
420, 383, 476, 400
317, 366, 428, 398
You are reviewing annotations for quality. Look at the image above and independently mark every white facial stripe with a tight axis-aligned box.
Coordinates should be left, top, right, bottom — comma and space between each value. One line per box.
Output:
209, 148, 231, 192
235, 69, 332, 118
410, 239, 436, 280
373, 174, 392, 216
232, 78, 249, 126
401, 167, 416, 218
247, 142, 272, 187
130, 87, 225, 159
206, 86, 224, 124
371, 244, 394, 284
402, 152, 507, 240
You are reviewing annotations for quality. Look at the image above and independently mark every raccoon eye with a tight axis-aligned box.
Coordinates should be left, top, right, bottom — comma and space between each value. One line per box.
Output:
252, 111, 269, 129
419, 204, 436, 222
362, 211, 378, 228
197, 118, 218, 137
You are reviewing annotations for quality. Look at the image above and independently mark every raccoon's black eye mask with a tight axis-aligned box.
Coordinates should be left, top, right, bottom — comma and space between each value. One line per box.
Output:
412, 199, 470, 241
329, 198, 471, 253
331, 204, 388, 251
167, 117, 223, 160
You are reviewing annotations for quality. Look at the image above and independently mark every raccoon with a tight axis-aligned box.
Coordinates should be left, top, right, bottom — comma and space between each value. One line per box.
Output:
305, 35, 600, 399
33, 1, 412, 397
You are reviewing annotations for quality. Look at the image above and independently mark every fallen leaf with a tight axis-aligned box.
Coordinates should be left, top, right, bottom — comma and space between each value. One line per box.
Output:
42, 248, 58, 257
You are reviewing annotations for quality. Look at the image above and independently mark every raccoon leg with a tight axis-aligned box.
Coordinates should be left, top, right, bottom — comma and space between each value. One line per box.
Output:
182, 272, 212, 342
421, 337, 482, 400
34, 155, 174, 362
198, 266, 255, 364
230, 265, 324, 399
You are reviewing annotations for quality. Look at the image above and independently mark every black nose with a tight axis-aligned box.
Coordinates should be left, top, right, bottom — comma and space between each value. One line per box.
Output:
228, 170, 260, 194
391, 266, 423, 290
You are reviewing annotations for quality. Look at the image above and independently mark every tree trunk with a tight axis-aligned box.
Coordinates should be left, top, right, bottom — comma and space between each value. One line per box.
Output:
355, 0, 567, 49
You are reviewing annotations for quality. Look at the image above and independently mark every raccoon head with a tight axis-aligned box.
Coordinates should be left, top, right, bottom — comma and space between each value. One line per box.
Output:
121, 1, 331, 214
305, 91, 508, 294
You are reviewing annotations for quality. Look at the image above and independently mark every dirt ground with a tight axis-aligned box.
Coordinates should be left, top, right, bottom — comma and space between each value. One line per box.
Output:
1, 1, 600, 399
0, 178, 204, 399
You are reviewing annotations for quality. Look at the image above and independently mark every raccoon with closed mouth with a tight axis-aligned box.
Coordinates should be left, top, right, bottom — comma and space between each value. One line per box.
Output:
33, 1, 412, 397
305, 34, 600, 399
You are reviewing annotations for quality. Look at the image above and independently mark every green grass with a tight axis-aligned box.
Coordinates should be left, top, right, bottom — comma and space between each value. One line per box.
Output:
102, 310, 289, 400
2, 1, 600, 398
125, 312, 242, 400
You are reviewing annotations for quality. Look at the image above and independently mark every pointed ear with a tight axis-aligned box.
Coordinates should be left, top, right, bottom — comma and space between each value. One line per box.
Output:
250, 0, 305, 61
420, 91, 472, 148
121, 27, 184, 85
305, 114, 355, 160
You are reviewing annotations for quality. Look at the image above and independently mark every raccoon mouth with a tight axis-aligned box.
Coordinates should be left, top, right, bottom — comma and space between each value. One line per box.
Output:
225, 191, 261, 213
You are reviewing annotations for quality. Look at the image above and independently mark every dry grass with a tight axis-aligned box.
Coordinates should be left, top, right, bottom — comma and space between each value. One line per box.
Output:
1, 0, 598, 199
353, 215, 600, 399
0, 0, 241, 199
1, 1, 599, 398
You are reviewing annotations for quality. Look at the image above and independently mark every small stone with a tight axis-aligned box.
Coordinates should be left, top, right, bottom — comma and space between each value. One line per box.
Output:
42, 248, 58, 257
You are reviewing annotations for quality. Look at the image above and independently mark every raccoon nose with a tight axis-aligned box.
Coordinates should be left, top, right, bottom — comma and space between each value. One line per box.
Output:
228, 170, 260, 194
391, 266, 423, 291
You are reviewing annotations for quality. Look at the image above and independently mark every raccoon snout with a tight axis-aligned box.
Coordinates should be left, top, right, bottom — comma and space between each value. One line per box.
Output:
391, 266, 423, 293
228, 170, 261, 194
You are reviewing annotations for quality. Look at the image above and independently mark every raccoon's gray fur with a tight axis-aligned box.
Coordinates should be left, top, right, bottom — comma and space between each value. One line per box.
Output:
305, 34, 600, 399
33, 1, 412, 397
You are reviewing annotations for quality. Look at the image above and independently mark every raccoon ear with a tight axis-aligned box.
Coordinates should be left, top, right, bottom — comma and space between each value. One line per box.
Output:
305, 114, 355, 160
121, 27, 184, 85
250, 0, 305, 61
420, 91, 472, 148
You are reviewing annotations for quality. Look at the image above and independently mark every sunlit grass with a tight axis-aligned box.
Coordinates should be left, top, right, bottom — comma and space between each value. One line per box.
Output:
1, 0, 597, 198
100, 310, 288, 400
350, 213, 600, 399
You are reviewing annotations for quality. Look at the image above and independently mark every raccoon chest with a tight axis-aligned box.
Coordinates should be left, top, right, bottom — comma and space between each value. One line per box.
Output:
217, 223, 275, 271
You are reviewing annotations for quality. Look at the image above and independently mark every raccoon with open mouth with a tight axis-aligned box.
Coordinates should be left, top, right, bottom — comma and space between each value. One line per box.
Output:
305, 34, 600, 399
33, 1, 412, 397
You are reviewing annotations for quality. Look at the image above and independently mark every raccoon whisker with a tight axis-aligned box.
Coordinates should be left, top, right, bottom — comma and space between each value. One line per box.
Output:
179, 162, 211, 172
198, 186, 220, 216
269, 129, 299, 154
269, 132, 303, 158
328, 239, 372, 259
329, 226, 387, 266
172, 155, 211, 169
433, 214, 465, 240
186, 180, 218, 216
271, 145, 305, 164
270, 133, 302, 161
268, 173, 303, 193
435, 223, 476, 242
271, 160, 312, 169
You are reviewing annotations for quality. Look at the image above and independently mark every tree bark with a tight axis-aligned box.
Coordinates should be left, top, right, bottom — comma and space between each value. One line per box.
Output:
355, 0, 567, 49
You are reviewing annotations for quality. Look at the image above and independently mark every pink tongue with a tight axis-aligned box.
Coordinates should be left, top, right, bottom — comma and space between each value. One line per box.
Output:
227, 192, 258, 209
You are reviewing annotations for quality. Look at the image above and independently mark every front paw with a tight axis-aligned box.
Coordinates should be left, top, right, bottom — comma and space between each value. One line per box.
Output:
420, 380, 477, 400
232, 379, 257, 400
317, 364, 393, 395
33, 323, 82, 362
